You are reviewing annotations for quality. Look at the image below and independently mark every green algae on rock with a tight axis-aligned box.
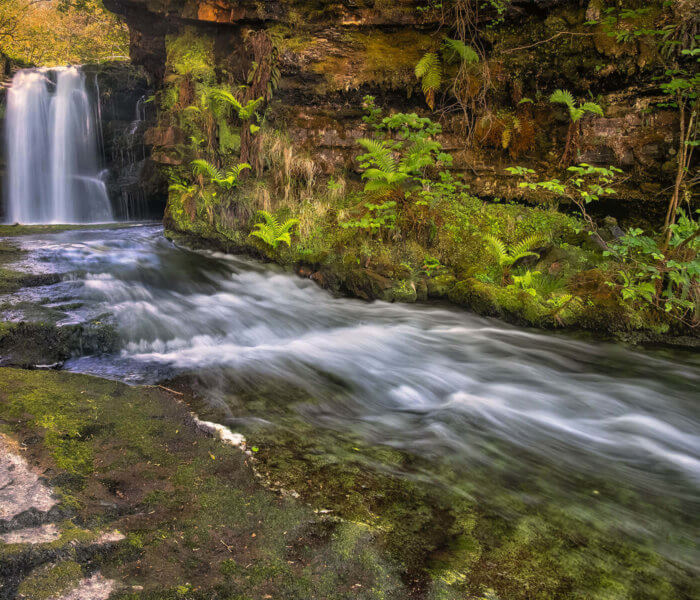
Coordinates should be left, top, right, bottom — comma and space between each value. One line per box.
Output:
0, 368, 417, 599
176, 374, 699, 600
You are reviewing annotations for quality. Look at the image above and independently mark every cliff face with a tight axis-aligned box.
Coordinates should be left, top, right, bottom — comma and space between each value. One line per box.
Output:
104, 0, 681, 211
98, 0, 697, 340
87, 63, 168, 220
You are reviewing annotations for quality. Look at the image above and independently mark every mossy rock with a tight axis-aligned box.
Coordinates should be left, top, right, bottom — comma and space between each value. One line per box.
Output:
16, 560, 83, 599
426, 273, 457, 298
0, 369, 414, 599
448, 279, 553, 326
388, 279, 418, 303
0, 322, 118, 368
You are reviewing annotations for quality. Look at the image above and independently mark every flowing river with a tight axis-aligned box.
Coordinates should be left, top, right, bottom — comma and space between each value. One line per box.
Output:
2, 224, 699, 577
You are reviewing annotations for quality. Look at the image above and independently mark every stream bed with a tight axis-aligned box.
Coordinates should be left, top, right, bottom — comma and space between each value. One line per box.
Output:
2, 224, 699, 594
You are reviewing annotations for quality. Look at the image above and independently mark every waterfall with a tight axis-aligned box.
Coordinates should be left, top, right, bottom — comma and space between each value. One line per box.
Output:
4, 67, 113, 224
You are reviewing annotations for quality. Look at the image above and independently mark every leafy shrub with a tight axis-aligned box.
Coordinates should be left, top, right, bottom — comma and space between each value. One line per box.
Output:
605, 212, 699, 324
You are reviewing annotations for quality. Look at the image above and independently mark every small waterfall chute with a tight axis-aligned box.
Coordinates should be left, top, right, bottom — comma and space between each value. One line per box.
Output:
4, 67, 113, 224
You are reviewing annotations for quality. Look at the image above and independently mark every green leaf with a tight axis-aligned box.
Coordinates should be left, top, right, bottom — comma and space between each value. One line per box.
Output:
441, 38, 479, 64
549, 89, 576, 109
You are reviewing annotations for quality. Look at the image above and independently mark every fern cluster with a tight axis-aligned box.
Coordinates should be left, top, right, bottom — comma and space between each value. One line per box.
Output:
355, 102, 451, 198
549, 89, 604, 123
250, 210, 299, 249
208, 89, 263, 122
191, 159, 251, 190
485, 234, 544, 283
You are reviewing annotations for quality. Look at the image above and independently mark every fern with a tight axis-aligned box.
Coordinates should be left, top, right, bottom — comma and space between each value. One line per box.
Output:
356, 138, 414, 192
510, 234, 544, 261
208, 89, 243, 113
191, 159, 223, 181
357, 139, 397, 174
441, 38, 479, 64
549, 89, 604, 164
550, 89, 604, 123
415, 52, 442, 110
250, 211, 299, 249
549, 89, 576, 110
238, 98, 264, 121
168, 181, 197, 196
191, 160, 250, 190
580, 102, 604, 117
208, 89, 263, 121
214, 163, 251, 189
485, 234, 544, 283
485, 235, 509, 264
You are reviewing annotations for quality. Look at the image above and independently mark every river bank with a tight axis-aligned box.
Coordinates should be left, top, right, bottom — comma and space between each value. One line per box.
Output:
0, 223, 698, 599
1, 367, 420, 600
164, 222, 700, 349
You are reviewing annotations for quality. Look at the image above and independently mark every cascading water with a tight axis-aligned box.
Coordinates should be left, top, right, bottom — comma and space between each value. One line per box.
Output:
4, 67, 113, 224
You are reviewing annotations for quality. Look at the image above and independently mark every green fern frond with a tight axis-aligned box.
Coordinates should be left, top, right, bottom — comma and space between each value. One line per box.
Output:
250, 212, 298, 249
168, 183, 192, 193
275, 232, 292, 247
510, 234, 544, 259
255, 210, 277, 228
357, 139, 397, 174
549, 89, 576, 109
229, 163, 252, 179
191, 159, 223, 181
441, 38, 479, 64
250, 227, 275, 246
580, 102, 604, 117
415, 52, 442, 109
208, 89, 243, 113
485, 234, 508, 263
238, 97, 264, 121
399, 138, 440, 173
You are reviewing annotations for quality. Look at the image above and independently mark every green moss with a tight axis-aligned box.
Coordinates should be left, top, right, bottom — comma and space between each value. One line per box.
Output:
166, 28, 215, 84
311, 29, 436, 92
389, 279, 418, 303
17, 560, 83, 599
427, 273, 457, 298
0, 368, 413, 599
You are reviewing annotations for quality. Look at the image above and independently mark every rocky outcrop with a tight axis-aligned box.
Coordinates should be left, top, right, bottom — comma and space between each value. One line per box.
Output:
103, 0, 684, 209
85, 62, 168, 220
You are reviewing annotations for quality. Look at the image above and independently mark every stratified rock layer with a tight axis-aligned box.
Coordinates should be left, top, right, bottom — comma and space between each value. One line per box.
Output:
104, 0, 681, 206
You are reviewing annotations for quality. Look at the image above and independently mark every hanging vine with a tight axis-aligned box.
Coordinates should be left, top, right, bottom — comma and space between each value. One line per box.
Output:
416, 0, 508, 142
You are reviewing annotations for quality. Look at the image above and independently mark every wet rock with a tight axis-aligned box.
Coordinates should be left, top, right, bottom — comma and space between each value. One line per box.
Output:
0, 435, 57, 527
54, 573, 116, 600
427, 274, 457, 299
0, 524, 60, 545
193, 416, 246, 448
81, 61, 165, 220
144, 125, 184, 148
388, 280, 418, 303
0, 322, 118, 369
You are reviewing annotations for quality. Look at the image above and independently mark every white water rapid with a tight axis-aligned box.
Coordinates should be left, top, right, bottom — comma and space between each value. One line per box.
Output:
3, 67, 112, 224
2, 224, 700, 573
